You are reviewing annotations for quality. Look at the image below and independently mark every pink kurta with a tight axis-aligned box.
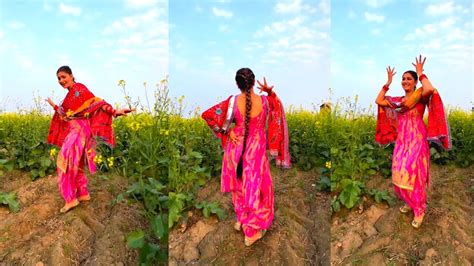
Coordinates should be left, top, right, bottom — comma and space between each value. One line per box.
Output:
221, 96, 274, 237
391, 101, 429, 217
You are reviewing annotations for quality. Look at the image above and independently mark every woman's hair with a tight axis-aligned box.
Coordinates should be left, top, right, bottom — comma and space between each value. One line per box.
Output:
57, 65, 73, 75
235, 68, 255, 178
57, 66, 75, 82
404, 70, 418, 82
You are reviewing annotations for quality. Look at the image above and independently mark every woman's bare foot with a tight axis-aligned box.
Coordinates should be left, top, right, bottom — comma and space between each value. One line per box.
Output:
411, 213, 425, 229
60, 199, 79, 213
234, 222, 241, 231
399, 204, 412, 213
78, 194, 91, 202
244, 230, 266, 246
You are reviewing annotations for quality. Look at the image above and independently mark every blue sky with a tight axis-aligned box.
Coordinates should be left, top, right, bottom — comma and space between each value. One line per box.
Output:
0, 0, 168, 112
332, 0, 473, 111
169, 0, 331, 114
1, 0, 472, 113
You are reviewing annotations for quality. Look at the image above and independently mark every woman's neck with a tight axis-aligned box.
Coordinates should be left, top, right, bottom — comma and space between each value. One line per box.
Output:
67, 82, 76, 91
241, 88, 255, 96
405, 88, 414, 98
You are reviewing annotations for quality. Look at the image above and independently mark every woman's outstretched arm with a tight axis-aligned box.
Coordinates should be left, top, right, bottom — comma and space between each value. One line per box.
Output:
375, 66, 396, 107
101, 104, 135, 117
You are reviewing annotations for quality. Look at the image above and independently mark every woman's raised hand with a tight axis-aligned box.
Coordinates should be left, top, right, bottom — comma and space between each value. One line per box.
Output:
385, 66, 396, 87
257, 77, 274, 94
412, 55, 426, 77
46, 97, 56, 108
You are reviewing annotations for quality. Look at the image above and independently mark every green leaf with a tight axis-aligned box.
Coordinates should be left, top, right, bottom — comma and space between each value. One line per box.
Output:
151, 215, 166, 239
203, 206, 210, 218
338, 179, 361, 209
138, 242, 161, 264
213, 208, 226, 220
0, 192, 20, 213
126, 230, 145, 249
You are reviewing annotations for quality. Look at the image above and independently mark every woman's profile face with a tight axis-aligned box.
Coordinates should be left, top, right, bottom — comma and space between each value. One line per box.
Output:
57, 71, 74, 89
401, 73, 416, 92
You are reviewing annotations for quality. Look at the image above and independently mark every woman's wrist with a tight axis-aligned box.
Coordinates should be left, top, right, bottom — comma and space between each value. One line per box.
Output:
382, 84, 389, 91
419, 74, 427, 82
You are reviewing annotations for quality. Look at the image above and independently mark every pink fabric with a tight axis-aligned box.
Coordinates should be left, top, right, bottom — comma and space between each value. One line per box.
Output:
56, 119, 96, 203
391, 101, 429, 216
394, 176, 427, 217
221, 96, 274, 237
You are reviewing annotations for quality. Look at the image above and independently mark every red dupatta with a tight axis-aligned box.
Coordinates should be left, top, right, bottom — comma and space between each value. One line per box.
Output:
265, 93, 291, 168
201, 93, 291, 168
201, 95, 235, 149
375, 87, 451, 150
47, 83, 116, 147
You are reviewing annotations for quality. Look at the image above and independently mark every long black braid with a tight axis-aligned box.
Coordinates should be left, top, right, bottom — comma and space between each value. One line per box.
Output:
235, 68, 255, 179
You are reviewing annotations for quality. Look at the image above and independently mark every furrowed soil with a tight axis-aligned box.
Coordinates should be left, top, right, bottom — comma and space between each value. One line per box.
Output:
169, 168, 331, 266
0, 171, 147, 265
331, 164, 474, 265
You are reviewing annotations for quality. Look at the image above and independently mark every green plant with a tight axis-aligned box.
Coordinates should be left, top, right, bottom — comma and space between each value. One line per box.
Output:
195, 201, 226, 220
0, 192, 20, 213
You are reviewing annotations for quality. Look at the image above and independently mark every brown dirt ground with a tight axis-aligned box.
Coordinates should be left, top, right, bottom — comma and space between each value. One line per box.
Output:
0, 170, 147, 265
331, 164, 474, 265
169, 167, 331, 266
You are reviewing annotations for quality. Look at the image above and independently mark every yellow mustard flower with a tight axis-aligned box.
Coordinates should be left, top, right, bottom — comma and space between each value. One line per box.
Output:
325, 161, 332, 169
93, 154, 103, 164
49, 148, 57, 157
107, 157, 114, 167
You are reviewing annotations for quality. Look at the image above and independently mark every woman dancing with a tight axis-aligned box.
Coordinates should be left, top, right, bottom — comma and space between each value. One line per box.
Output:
202, 68, 290, 245
375, 55, 450, 228
47, 66, 133, 213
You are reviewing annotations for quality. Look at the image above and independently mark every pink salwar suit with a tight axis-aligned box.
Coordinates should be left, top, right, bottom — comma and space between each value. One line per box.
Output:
48, 83, 116, 204
202, 93, 291, 238
376, 88, 451, 218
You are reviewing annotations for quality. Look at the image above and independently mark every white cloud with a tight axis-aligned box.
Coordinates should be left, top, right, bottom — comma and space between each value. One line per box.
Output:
364, 12, 385, 23
253, 5, 329, 66
365, 0, 392, 8
8, 21, 25, 30
319, 0, 330, 15
212, 7, 233, 18
439, 17, 456, 28
59, 3, 81, 16
426, 2, 454, 16
125, 0, 158, 8
288, 17, 303, 27
119, 33, 144, 46
275, 0, 302, 14
254, 21, 287, 38
103, 8, 161, 34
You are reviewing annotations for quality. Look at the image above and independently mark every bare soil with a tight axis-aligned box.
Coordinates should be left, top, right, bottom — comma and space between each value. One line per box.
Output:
169, 167, 331, 265
331, 164, 474, 265
0, 171, 147, 265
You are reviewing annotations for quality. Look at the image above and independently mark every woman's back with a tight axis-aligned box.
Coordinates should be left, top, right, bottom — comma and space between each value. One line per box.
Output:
236, 93, 263, 119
